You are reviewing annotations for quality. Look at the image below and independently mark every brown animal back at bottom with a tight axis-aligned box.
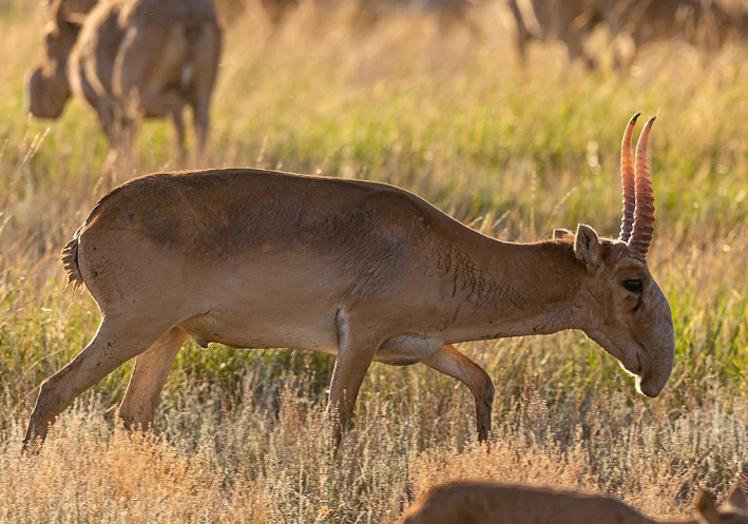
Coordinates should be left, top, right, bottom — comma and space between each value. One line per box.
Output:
397, 481, 680, 524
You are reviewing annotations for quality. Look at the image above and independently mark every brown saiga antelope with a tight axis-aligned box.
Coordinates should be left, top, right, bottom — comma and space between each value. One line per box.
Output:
24, 115, 673, 448
398, 480, 748, 524
27, 0, 222, 160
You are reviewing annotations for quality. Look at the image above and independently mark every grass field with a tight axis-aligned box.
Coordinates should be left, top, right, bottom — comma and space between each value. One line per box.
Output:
0, 2, 747, 522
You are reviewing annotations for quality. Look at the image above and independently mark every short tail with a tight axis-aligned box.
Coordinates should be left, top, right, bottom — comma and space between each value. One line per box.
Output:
60, 233, 83, 289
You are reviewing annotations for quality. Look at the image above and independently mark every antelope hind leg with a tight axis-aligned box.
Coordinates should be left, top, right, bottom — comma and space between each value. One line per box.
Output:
23, 316, 171, 450
118, 327, 187, 429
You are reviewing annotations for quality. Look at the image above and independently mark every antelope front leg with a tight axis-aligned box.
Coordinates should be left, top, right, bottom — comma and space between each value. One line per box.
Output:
327, 310, 381, 444
423, 345, 495, 442
118, 327, 187, 429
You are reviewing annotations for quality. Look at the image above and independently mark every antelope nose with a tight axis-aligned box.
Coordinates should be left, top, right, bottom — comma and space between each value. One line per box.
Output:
637, 370, 668, 398
638, 380, 661, 398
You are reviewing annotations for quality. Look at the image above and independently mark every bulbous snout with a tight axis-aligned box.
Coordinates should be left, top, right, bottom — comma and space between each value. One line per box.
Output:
587, 302, 674, 398
635, 308, 675, 398
637, 379, 666, 398
636, 346, 675, 398
26, 66, 68, 119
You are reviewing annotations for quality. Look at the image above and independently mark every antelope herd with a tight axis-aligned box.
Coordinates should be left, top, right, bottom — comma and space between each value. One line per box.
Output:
21, 0, 747, 522
508, 0, 748, 67
26, 0, 748, 151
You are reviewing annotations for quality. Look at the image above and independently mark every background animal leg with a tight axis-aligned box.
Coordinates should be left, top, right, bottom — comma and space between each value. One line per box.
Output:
170, 109, 187, 163
100, 108, 139, 187
191, 97, 210, 161
23, 316, 170, 448
564, 33, 596, 69
118, 327, 187, 429
186, 21, 221, 161
507, 0, 531, 65
130, 90, 187, 164
115, 24, 190, 160
95, 100, 133, 189
423, 345, 494, 442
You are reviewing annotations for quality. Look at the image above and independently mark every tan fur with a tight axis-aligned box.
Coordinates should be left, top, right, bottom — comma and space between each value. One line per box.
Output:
27, 0, 222, 159
24, 158, 674, 449
398, 481, 748, 524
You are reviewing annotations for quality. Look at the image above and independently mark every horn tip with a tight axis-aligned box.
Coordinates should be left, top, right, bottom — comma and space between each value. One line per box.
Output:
645, 116, 656, 128
629, 112, 641, 125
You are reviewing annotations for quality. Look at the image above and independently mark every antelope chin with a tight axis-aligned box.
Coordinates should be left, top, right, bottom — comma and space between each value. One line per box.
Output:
587, 330, 641, 376
636, 375, 664, 398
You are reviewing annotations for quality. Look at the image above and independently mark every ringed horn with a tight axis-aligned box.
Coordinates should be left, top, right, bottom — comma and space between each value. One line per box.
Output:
618, 113, 656, 258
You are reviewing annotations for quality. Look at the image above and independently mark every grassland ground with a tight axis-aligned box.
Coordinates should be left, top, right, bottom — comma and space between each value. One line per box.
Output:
0, 1, 746, 522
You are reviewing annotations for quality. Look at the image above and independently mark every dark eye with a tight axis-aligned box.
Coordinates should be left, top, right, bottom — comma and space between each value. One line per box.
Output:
621, 279, 643, 293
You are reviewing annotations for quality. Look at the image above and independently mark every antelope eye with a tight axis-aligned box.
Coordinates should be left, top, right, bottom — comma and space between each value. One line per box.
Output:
621, 279, 643, 293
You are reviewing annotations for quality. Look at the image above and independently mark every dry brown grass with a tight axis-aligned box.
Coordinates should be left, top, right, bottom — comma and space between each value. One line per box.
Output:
0, 1, 747, 522
0, 386, 745, 522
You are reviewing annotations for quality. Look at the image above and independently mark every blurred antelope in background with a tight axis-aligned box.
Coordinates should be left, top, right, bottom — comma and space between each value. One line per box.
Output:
606, 0, 748, 65
507, 0, 748, 68
506, 0, 605, 67
24, 114, 673, 449
398, 480, 748, 524
27, 0, 222, 164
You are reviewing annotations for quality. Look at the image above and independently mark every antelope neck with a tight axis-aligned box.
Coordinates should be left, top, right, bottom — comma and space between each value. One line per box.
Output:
441, 235, 589, 344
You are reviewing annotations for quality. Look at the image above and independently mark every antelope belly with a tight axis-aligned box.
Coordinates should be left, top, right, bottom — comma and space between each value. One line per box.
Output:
375, 335, 443, 365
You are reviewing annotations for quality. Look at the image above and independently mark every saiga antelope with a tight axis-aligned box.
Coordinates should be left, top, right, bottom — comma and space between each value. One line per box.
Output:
24, 114, 673, 448
398, 480, 748, 524
27, 0, 222, 160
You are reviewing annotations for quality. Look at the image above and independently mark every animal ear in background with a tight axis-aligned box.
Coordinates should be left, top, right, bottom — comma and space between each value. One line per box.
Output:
553, 228, 573, 240
573, 224, 602, 271
696, 489, 721, 524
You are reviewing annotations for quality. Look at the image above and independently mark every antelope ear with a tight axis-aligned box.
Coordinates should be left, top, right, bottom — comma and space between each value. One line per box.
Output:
574, 224, 602, 271
727, 484, 748, 510
553, 228, 573, 240
696, 490, 720, 524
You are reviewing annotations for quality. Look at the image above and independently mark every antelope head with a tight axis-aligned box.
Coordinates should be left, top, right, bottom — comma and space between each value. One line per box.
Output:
26, 0, 89, 118
558, 114, 674, 397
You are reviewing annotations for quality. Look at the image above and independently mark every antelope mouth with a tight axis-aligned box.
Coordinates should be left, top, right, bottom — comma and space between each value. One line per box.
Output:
631, 350, 643, 376
636, 377, 661, 398
585, 330, 648, 384
618, 342, 645, 378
